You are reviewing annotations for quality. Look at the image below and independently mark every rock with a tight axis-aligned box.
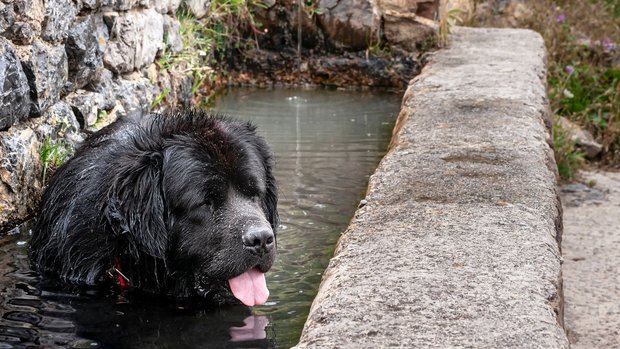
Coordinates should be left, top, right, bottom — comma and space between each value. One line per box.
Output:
0, 3, 16, 34
65, 14, 108, 90
153, 66, 193, 109
0, 38, 33, 130
318, 0, 379, 50
65, 90, 106, 128
101, 0, 139, 11
113, 73, 153, 119
104, 9, 164, 74
163, 15, 183, 54
168, 67, 193, 108
0, 125, 42, 231
86, 68, 116, 110
34, 100, 82, 144
379, 0, 438, 52
12, 0, 45, 36
261, 0, 275, 8
186, 0, 210, 19
81, 0, 100, 10
41, 0, 79, 43
251, 0, 324, 51
558, 116, 603, 159
16, 39, 68, 116
4, 22, 36, 45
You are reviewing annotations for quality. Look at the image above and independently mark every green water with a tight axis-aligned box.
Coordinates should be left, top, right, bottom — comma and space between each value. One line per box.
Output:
211, 87, 401, 347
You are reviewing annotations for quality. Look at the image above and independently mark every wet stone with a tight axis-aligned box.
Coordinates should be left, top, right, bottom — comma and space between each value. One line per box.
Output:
65, 90, 105, 128
0, 125, 41, 231
0, 37, 32, 130
4, 22, 36, 45
3, 311, 42, 325
66, 14, 108, 91
17, 40, 68, 115
318, 0, 378, 50
0, 326, 37, 342
112, 75, 153, 119
103, 9, 164, 73
41, 0, 79, 43
0, 3, 16, 34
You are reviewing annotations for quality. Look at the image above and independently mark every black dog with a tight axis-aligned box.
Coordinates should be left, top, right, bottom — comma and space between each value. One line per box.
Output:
30, 111, 278, 306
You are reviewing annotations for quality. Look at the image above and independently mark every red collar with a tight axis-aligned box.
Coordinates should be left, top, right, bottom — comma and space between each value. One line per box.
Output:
114, 256, 130, 289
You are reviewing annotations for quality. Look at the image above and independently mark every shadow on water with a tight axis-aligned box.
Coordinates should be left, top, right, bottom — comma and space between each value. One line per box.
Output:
0, 87, 401, 348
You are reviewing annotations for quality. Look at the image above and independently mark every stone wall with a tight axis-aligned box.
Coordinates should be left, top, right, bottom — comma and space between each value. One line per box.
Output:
0, 0, 442, 230
0, 0, 205, 230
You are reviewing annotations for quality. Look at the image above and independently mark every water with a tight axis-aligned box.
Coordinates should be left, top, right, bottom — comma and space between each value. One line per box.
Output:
0, 87, 401, 348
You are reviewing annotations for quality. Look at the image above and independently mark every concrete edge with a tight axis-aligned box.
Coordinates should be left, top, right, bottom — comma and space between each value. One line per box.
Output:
294, 27, 569, 348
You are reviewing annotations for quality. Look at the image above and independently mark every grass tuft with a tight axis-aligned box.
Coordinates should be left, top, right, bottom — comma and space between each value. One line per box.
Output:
40, 138, 71, 183
159, 0, 264, 105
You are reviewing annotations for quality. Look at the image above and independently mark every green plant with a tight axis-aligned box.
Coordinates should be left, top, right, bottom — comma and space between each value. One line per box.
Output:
151, 88, 171, 110
158, 1, 263, 104
40, 137, 70, 183
304, 0, 322, 17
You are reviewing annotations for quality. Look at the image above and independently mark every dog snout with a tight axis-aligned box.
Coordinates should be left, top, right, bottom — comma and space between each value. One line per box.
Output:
242, 226, 275, 256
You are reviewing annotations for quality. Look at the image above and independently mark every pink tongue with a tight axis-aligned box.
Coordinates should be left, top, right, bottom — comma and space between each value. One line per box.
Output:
228, 268, 269, 306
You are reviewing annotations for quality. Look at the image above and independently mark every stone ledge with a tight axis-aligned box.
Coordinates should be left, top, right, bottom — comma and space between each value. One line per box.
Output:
294, 27, 569, 348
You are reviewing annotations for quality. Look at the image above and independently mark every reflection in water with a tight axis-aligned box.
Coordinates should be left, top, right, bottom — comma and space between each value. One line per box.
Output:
230, 316, 269, 342
0, 87, 400, 348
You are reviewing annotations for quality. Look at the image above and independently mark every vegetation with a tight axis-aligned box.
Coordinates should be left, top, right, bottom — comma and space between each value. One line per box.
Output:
40, 138, 71, 183
473, 0, 620, 179
159, 0, 264, 105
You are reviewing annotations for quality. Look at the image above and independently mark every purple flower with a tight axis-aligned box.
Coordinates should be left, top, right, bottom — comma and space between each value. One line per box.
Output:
602, 37, 614, 51
557, 14, 566, 23
565, 65, 575, 75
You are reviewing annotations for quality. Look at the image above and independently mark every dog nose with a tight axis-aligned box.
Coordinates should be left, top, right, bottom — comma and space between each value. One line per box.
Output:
242, 226, 275, 256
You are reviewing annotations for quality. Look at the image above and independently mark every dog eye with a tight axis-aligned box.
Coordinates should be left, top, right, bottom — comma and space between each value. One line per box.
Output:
200, 199, 215, 209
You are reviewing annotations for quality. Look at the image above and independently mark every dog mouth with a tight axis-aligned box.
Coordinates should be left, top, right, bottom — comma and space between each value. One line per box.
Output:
227, 267, 269, 307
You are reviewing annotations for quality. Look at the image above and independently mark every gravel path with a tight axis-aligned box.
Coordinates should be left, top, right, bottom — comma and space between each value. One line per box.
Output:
561, 171, 620, 348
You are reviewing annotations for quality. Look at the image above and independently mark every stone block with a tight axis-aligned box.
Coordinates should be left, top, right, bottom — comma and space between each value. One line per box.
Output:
41, 0, 79, 43
65, 90, 106, 128
113, 73, 153, 119
0, 125, 41, 230
16, 39, 68, 116
318, 0, 379, 50
186, 0, 210, 19
103, 9, 164, 74
379, 0, 438, 52
65, 14, 108, 90
0, 38, 32, 130
295, 27, 569, 348
13, 0, 45, 37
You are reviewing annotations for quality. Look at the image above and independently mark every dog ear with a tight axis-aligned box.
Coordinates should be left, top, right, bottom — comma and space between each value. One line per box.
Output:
263, 160, 279, 232
105, 151, 168, 259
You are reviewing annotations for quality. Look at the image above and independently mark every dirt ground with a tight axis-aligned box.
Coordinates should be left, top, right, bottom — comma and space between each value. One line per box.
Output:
560, 170, 620, 348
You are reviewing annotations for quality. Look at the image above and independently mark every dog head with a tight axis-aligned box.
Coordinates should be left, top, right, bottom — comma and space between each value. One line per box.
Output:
103, 113, 278, 305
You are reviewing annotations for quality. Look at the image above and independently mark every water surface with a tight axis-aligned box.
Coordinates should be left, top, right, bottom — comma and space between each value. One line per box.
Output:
0, 87, 401, 348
